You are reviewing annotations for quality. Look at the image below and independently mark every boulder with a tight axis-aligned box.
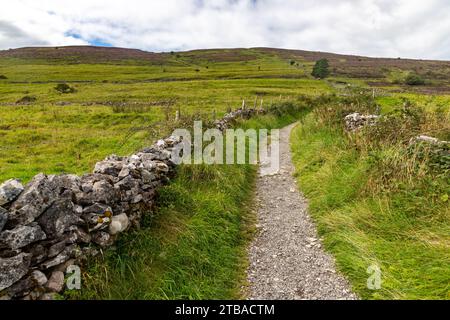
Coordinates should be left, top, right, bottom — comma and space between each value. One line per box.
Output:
46, 174, 81, 199
0, 179, 24, 206
109, 213, 129, 235
0, 223, 46, 250
8, 174, 56, 227
92, 180, 116, 204
0, 252, 31, 291
93, 157, 125, 177
37, 198, 80, 238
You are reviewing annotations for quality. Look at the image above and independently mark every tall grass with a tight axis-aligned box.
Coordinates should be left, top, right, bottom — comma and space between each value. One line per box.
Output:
291, 93, 449, 299
69, 101, 308, 300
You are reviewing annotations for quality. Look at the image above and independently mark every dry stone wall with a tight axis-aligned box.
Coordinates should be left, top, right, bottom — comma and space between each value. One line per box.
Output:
0, 107, 260, 300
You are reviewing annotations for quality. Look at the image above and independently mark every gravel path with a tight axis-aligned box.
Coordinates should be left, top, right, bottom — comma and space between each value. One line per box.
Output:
247, 123, 357, 300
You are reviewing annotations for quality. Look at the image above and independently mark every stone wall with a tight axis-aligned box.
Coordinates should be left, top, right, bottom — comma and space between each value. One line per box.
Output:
0, 107, 260, 300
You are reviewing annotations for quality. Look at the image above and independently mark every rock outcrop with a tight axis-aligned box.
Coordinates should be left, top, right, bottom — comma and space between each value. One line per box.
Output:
344, 112, 379, 131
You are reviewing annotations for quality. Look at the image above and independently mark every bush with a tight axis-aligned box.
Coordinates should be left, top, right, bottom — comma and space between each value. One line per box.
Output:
311, 59, 330, 79
16, 95, 37, 104
405, 73, 425, 86
55, 83, 76, 94
0, 75, 7, 79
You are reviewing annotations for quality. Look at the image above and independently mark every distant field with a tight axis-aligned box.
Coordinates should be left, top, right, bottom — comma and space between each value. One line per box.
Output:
1, 46, 450, 183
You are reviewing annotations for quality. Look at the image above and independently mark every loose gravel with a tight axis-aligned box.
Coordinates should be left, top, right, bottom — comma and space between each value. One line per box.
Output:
247, 123, 358, 300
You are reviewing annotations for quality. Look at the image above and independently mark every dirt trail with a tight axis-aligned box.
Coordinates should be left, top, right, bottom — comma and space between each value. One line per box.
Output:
247, 123, 357, 300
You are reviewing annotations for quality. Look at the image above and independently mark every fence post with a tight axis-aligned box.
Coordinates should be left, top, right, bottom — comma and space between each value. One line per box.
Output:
242, 99, 246, 110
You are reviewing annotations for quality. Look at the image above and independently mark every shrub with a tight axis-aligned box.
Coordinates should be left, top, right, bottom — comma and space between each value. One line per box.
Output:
0, 75, 7, 79
311, 59, 330, 79
55, 83, 76, 94
16, 95, 37, 104
405, 73, 425, 86
289, 60, 296, 66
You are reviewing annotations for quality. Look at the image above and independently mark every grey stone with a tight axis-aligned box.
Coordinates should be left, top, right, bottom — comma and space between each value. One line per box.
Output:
0, 208, 7, 232
47, 240, 67, 258
73, 227, 91, 244
8, 174, 56, 226
83, 203, 111, 215
410, 135, 448, 145
0, 179, 24, 206
92, 231, 113, 248
92, 180, 116, 204
141, 169, 156, 184
46, 271, 64, 293
5, 276, 34, 298
30, 270, 48, 286
29, 243, 48, 265
37, 198, 79, 238
344, 112, 379, 131
47, 174, 81, 195
93, 158, 124, 177
0, 223, 46, 250
155, 161, 169, 173
0, 252, 31, 291
41, 245, 76, 269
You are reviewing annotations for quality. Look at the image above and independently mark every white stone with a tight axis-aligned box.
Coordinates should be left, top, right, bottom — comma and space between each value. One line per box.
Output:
109, 213, 129, 235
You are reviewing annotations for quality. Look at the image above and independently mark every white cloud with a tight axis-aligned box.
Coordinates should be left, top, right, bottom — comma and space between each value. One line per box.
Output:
0, 0, 449, 59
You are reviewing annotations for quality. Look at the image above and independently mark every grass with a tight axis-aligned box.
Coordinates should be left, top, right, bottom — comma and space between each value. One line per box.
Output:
71, 163, 257, 299
69, 111, 304, 300
290, 100, 450, 300
0, 53, 330, 183
1, 46, 449, 300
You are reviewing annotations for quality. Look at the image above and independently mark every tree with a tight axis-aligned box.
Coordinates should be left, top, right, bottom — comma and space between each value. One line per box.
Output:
311, 59, 330, 79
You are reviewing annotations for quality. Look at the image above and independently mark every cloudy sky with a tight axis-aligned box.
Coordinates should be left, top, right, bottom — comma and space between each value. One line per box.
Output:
1, 0, 449, 59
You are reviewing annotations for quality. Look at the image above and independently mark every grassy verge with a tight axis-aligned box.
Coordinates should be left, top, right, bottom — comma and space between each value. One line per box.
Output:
72, 163, 257, 299
290, 96, 449, 299
69, 106, 307, 300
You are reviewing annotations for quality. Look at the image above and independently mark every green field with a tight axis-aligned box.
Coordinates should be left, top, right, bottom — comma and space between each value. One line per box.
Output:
0, 50, 329, 182
1, 47, 449, 300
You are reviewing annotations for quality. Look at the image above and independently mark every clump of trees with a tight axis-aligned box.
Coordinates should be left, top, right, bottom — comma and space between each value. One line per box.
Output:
55, 83, 76, 94
405, 73, 425, 86
311, 59, 330, 79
